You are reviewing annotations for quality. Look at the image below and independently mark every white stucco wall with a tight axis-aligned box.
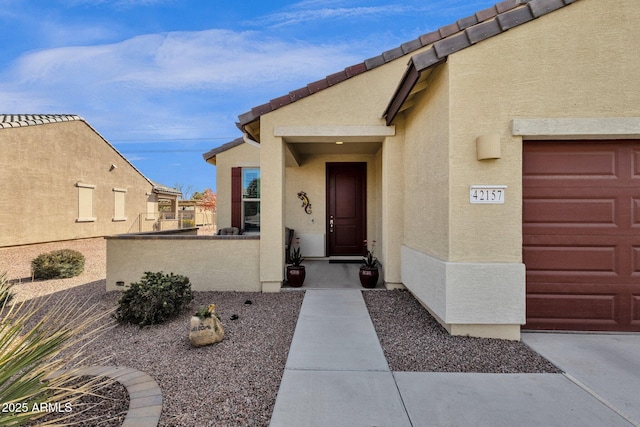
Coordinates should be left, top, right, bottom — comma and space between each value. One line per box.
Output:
398, 0, 640, 339
257, 48, 417, 290
106, 236, 260, 292
284, 152, 381, 258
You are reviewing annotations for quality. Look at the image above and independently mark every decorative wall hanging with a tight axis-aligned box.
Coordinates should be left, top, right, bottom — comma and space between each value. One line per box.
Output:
297, 191, 312, 214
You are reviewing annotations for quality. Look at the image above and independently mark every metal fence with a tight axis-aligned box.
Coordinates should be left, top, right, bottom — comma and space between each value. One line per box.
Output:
128, 210, 216, 233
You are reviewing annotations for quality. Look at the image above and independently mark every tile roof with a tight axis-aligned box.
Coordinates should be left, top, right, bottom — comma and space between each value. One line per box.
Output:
1, 113, 171, 192
384, 0, 578, 124
202, 137, 244, 162
237, 0, 578, 131
151, 181, 183, 196
0, 114, 83, 128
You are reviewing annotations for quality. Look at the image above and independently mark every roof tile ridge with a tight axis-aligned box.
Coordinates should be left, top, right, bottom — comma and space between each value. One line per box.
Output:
0, 114, 84, 129
237, 1, 509, 126
416, 0, 576, 69
238, 0, 577, 126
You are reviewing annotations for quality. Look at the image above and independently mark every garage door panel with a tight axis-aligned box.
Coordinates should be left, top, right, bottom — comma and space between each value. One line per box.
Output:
632, 199, 640, 225
633, 295, 640, 323
523, 198, 616, 225
523, 148, 617, 178
523, 140, 640, 332
633, 150, 640, 176
633, 247, 640, 274
527, 293, 616, 320
524, 245, 616, 273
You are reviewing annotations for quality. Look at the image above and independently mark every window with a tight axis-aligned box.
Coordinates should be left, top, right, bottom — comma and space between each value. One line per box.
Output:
146, 194, 156, 220
76, 183, 96, 222
113, 188, 127, 221
231, 167, 260, 231
242, 168, 260, 231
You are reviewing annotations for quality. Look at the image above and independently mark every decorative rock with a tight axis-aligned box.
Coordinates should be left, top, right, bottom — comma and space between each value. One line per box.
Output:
189, 305, 224, 347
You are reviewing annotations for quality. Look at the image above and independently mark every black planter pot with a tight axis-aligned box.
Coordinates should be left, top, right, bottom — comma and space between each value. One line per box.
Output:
359, 267, 379, 288
286, 266, 306, 287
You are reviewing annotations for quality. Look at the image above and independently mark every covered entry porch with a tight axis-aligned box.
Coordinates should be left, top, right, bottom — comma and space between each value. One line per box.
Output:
259, 125, 403, 292
282, 258, 387, 290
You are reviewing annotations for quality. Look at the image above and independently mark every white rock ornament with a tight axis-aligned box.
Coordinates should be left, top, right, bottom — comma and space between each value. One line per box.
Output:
189, 304, 224, 347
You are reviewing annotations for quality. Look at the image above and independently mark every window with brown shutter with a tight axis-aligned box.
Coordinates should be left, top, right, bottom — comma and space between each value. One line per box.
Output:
231, 167, 242, 228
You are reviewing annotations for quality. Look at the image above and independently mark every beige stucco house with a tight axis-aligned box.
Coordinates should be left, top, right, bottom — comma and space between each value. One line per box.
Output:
0, 114, 181, 247
201, 0, 640, 339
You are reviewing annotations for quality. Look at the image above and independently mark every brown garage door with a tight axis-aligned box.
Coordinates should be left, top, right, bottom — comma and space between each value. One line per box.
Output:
523, 140, 640, 331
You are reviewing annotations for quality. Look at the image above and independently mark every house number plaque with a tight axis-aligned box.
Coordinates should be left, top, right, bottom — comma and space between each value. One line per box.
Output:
470, 185, 506, 204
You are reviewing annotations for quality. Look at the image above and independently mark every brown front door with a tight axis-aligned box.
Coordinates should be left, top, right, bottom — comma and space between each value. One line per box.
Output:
326, 162, 367, 256
523, 140, 640, 332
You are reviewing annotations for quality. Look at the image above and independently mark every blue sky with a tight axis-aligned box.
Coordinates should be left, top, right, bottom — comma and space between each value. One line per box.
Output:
0, 0, 496, 196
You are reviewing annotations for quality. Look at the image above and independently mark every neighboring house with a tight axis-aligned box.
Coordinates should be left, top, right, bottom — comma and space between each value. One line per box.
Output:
0, 114, 181, 247
203, 0, 640, 338
176, 200, 216, 228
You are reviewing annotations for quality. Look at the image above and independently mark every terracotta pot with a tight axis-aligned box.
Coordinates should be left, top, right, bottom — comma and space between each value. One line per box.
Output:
287, 266, 306, 287
359, 267, 379, 288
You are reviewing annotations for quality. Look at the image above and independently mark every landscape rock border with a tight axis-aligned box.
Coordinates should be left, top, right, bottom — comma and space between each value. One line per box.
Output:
68, 366, 162, 427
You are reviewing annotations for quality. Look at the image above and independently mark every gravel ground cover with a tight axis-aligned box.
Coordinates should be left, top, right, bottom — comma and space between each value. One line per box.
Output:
12, 281, 304, 426
364, 289, 561, 373
1, 238, 304, 426
2, 238, 561, 426
24, 376, 128, 427
88, 287, 304, 426
0, 238, 107, 302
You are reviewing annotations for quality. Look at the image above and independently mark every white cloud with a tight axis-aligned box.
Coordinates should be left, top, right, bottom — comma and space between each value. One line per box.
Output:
6, 29, 362, 91
0, 27, 367, 141
39, 21, 120, 47
249, 5, 413, 28
66, 0, 172, 7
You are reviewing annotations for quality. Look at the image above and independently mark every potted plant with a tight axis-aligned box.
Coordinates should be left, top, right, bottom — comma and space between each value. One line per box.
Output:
359, 240, 379, 288
286, 238, 306, 287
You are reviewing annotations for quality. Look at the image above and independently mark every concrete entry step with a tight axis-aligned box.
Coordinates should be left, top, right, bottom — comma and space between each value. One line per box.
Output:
328, 256, 362, 264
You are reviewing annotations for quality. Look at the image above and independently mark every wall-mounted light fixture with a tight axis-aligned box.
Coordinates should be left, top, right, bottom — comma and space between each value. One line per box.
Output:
335, 141, 344, 145
110, 163, 118, 171
476, 134, 501, 160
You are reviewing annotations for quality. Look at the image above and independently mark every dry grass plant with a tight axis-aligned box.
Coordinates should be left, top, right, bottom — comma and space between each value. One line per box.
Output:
0, 279, 118, 426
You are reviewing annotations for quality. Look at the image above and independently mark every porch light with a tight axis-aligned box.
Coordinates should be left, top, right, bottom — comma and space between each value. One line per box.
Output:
476, 134, 501, 160
335, 141, 344, 145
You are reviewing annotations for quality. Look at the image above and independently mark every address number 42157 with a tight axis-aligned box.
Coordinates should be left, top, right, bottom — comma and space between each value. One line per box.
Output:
469, 185, 507, 204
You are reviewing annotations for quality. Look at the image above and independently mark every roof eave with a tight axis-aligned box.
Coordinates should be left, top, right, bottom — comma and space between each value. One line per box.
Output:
202, 137, 245, 164
384, 0, 580, 124
384, 54, 446, 126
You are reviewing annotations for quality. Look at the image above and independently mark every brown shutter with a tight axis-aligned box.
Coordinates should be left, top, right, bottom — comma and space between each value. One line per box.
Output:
231, 167, 242, 228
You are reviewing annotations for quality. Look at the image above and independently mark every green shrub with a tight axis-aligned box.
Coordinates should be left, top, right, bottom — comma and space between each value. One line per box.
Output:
181, 219, 195, 228
31, 249, 85, 280
115, 271, 192, 327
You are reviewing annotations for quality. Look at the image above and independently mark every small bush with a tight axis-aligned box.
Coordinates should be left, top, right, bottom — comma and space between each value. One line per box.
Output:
31, 249, 85, 280
115, 271, 193, 327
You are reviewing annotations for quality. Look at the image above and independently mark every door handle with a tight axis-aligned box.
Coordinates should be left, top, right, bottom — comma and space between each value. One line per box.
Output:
329, 216, 334, 233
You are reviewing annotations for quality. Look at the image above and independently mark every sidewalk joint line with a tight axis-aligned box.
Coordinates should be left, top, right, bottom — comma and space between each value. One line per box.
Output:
562, 372, 639, 427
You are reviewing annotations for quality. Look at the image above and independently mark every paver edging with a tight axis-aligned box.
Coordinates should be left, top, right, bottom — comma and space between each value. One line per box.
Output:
68, 365, 162, 427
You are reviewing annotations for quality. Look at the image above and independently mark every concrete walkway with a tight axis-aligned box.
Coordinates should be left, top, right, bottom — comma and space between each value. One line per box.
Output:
270, 289, 639, 427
